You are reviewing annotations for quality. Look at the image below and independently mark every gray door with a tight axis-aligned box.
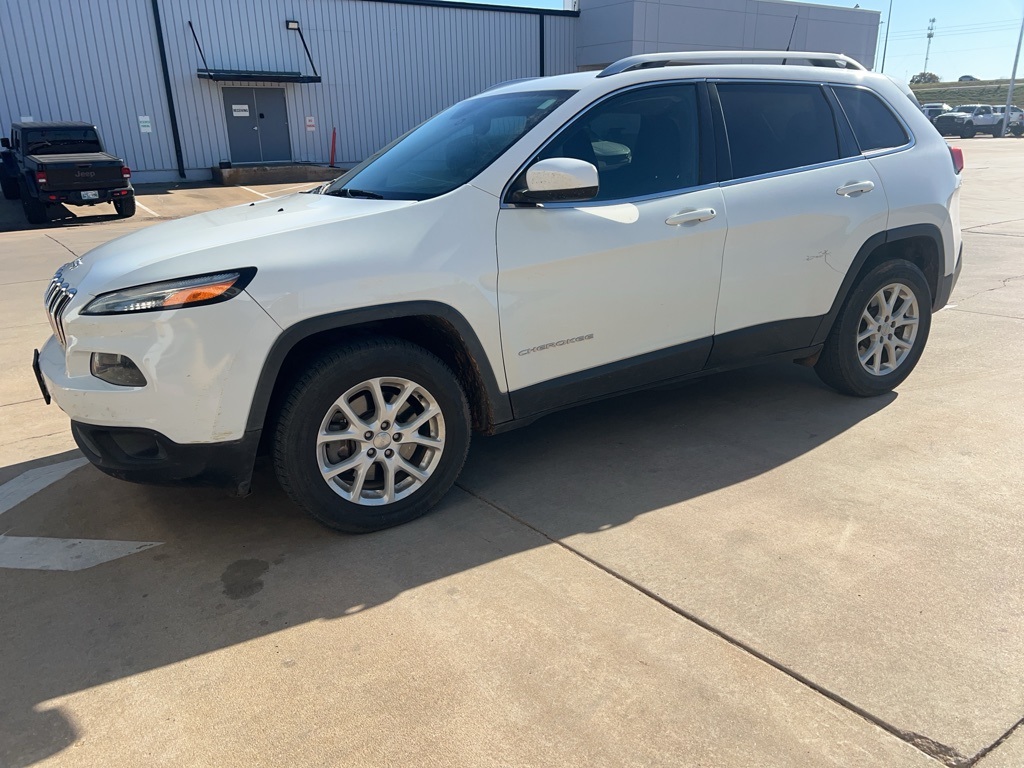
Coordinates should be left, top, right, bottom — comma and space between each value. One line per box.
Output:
222, 87, 292, 163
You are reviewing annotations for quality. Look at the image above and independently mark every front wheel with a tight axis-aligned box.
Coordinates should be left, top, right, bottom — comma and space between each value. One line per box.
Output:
815, 260, 933, 397
273, 337, 471, 533
960, 123, 977, 139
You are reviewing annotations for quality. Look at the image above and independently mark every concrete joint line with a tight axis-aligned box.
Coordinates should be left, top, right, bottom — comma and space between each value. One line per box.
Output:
44, 234, 80, 259
955, 274, 1024, 304
455, 483, 974, 768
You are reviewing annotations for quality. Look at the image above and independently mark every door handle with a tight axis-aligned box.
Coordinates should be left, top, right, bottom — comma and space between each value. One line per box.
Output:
665, 208, 717, 226
836, 181, 875, 196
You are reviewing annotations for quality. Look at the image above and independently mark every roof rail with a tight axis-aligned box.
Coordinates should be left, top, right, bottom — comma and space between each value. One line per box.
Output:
596, 51, 866, 78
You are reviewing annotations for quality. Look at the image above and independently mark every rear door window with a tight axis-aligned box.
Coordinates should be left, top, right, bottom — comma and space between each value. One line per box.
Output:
833, 87, 910, 153
716, 82, 839, 179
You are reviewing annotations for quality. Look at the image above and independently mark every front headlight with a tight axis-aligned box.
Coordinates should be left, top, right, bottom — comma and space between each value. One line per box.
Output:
82, 269, 256, 315
954, 117, 965, 122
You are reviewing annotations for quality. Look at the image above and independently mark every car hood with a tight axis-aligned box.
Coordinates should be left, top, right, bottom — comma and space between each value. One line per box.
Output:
63, 193, 415, 296
936, 112, 970, 118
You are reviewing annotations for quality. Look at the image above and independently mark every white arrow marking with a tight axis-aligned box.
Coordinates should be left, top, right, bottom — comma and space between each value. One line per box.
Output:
0, 458, 89, 517
0, 536, 162, 571
0, 457, 163, 570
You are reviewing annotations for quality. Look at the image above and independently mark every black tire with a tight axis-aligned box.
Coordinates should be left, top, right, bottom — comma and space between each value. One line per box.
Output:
1012, 124, 1024, 138
273, 337, 471, 533
960, 123, 976, 139
113, 194, 136, 218
20, 185, 48, 224
0, 176, 19, 200
815, 260, 933, 397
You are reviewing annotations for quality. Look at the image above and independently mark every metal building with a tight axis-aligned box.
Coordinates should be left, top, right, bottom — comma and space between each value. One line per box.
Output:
0, 0, 878, 183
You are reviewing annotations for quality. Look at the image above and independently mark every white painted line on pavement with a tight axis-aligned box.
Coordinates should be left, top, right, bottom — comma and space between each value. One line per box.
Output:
267, 182, 318, 196
135, 199, 159, 217
238, 185, 272, 199
0, 458, 88, 517
0, 536, 162, 571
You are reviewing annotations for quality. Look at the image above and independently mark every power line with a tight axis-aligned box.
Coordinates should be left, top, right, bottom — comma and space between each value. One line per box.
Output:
887, 18, 1020, 36
888, 25, 1020, 41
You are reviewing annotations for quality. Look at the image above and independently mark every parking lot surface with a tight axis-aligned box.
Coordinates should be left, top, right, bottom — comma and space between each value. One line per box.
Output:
1, 143, 1023, 767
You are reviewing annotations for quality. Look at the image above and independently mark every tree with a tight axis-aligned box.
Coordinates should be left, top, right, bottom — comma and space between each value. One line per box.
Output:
910, 72, 941, 84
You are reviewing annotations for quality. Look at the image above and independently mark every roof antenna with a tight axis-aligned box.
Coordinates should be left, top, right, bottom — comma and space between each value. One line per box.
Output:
782, 13, 799, 65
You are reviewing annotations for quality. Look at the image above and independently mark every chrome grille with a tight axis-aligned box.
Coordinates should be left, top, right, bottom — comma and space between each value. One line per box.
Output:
44, 269, 77, 348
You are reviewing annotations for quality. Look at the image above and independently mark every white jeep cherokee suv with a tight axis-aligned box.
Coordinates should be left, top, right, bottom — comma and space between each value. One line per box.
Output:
35, 52, 964, 533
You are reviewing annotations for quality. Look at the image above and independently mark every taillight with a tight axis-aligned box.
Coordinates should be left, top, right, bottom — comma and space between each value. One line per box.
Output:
35, 170, 47, 185
121, 166, 131, 179
949, 146, 964, 175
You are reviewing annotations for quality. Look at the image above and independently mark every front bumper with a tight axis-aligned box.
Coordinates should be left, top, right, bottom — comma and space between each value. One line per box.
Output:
71, 421, 260, 495
36, 290, 280, 444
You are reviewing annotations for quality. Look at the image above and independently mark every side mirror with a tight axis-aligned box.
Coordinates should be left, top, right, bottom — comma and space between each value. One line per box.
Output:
513, 157, 598, 204
0, 138, 9, 149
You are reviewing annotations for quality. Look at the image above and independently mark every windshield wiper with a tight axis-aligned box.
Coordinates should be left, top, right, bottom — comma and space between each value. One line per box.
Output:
326, 187, 384, 200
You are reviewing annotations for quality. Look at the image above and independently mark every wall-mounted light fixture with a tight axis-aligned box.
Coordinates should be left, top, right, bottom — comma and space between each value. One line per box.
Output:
284, 19, 319, 78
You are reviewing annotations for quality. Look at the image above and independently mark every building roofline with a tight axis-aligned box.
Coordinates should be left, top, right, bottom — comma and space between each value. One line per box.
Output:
355, 0, 579, 17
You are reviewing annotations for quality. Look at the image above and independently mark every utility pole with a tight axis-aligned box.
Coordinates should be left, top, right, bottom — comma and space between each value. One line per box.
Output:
1001, 10, 1024, 137
923, 18, 936, 74
880, 0, 894, 72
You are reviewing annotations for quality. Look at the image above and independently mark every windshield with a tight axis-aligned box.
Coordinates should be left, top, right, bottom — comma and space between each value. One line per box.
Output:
954, 106, 977, 113
24, 128, 102, 155
325, 90, 573, 201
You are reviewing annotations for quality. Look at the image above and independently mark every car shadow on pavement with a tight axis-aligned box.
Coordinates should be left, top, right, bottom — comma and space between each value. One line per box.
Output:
0, 362, 894, 765
0, 197, 126, 232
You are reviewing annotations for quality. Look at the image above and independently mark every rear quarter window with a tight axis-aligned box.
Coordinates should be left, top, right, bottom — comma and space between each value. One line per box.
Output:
833, 87, 909, 153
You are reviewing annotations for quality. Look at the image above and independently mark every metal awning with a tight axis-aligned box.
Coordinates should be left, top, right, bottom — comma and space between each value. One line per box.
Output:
197, 68, 321, 84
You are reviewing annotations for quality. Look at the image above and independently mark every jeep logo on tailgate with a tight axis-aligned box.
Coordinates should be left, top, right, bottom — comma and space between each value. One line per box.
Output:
74, 170, 96, 178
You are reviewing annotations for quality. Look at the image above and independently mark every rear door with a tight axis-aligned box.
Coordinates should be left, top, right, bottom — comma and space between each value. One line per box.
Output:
496, 82, 727, 414
709, 80, 888, 365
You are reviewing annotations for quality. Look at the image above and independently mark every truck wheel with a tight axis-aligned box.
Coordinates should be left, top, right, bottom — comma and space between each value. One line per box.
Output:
960, 123, 976, 139
20, 191, 49, 225
113, 195, 136, 219
815, 260, 932, 397
273, 337, 471, 533
0, 177, 19, 200
1012, 124, 1024, 138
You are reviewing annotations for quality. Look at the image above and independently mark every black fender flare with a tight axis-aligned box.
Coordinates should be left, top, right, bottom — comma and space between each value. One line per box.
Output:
245, 300, 513, 433
811, 224, 946, 346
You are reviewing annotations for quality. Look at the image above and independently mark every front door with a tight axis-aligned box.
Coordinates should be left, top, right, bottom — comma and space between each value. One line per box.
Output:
497, 83, 726, 416
222, 87, 292, 163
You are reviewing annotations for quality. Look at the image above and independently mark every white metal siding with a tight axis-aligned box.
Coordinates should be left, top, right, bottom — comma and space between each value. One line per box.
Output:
0, 0, 576, 179
0, 0, 178, 175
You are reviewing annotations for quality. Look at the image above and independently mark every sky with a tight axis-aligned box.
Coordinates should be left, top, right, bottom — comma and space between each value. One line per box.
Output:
834, 0, 1024, 81
489, 0, 1024, 83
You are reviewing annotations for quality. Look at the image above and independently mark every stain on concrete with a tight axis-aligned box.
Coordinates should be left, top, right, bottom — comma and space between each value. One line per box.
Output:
220, 558, 270, 600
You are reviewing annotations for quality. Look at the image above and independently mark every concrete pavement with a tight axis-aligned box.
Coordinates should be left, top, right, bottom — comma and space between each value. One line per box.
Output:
1, 139, 1023, 767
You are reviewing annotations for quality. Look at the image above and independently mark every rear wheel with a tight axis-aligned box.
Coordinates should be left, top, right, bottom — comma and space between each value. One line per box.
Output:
0, 176, 19, 200
815, 260, 932, 397
273, 337, 471, 533
113, 194, 136, 218
20, 185, 48, 224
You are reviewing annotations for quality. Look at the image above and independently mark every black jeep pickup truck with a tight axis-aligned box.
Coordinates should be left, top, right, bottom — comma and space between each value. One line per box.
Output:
1, 121, 135, 224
